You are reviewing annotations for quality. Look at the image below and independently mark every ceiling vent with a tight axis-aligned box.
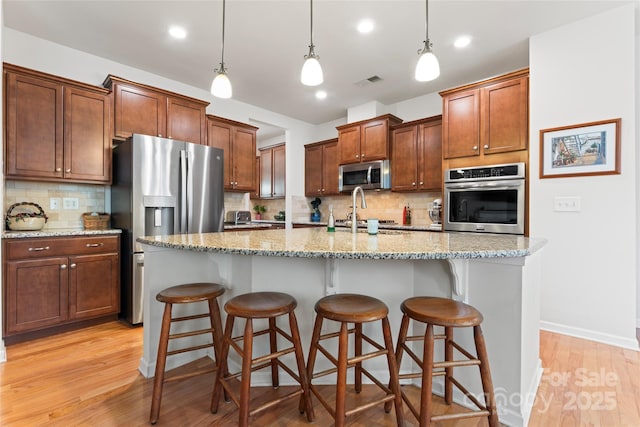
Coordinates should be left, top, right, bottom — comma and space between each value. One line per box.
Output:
355, 75, 383, 87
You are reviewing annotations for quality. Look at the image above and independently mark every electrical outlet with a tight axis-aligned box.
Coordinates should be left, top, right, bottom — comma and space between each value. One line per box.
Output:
49, 198, 61, 210
63, 197, 79, 210
554, 196, 581, 212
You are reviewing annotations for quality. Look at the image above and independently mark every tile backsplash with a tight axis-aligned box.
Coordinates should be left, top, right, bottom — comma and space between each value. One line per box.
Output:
4, 180, 106, 230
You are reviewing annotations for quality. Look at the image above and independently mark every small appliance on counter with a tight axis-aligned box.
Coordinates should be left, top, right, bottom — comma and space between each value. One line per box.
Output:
428, 199, 442, 225
226, 210, 252, 225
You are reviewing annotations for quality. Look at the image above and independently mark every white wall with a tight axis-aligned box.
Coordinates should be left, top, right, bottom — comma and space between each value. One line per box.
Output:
529, 4, 637, 348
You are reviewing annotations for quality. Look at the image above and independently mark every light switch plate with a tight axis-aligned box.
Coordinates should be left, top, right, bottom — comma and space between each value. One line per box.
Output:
554, 196, 581, 212
63, 197, 79, 210
49, 198, 61, 210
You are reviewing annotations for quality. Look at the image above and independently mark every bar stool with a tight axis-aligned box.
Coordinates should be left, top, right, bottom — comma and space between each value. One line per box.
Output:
149, 282, 226, 425
390, 296, 499, 427
305, 293, 403, 427
211, 291, 313, 426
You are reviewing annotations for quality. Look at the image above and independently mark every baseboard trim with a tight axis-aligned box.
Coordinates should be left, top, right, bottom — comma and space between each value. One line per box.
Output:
540, 321, 639, 351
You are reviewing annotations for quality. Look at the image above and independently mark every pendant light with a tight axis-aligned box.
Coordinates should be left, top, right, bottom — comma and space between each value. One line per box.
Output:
211, 0, 232, 98
415, 0, 440, 82
301, 0, 323, 86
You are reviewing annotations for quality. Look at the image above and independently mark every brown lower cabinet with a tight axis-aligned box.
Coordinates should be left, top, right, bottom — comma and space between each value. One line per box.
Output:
3, 234, 120, 342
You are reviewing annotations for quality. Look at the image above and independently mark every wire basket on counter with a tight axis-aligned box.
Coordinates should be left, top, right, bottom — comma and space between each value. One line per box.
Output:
82, 212, 110, 230
5, 202, 48, 231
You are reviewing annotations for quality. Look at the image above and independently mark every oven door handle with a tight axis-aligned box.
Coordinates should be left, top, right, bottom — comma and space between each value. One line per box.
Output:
445, 180, 523, 190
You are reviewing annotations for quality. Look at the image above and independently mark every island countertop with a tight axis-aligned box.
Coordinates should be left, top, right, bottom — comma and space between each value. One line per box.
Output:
137, 228, 546, 260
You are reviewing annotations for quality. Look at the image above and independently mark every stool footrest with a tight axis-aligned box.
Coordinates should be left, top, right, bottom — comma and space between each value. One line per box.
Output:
163, 366, 217, 383
169, 327, 215, 340
171, 312, 211, 323
248, 388, 304, 417
167, 342, 214, 356
432, 409, 491, 422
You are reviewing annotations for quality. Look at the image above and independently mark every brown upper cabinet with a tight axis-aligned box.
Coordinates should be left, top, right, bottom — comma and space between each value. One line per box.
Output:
305, 138, 339, 197
391, 116, 442, 192
103, 75, 209, 145
440, 68, 528, 160
207, 115, 258, 192
336, 114, 403, 165
259, 144, 286, 199
4, 63, 112, 184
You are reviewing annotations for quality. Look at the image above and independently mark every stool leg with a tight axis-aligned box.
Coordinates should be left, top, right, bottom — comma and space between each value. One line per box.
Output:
269, 317, 279, 388
211, 314, 235, 414
335, 321, 349, 427
300, 314, 323, 414
149, 302, 173, 424
238, 318, 254, 427
444, 326, 454, 405
208, 297, 228, 403
385, 312, 410, 413
474, 325, 500, 427
354, 322, 362, 393
419, 324, 435, 427
289, 311, 315, 421
382, 316, 404, 427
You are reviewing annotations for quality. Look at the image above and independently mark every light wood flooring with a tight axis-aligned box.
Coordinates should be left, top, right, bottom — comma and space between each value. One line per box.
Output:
0, 321, 638, 426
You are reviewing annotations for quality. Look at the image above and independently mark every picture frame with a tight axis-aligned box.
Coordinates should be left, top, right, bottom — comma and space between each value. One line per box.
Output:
539, 118, 621, 179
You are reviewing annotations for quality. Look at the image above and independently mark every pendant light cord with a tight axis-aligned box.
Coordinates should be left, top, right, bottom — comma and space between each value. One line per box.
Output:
425, 0, 429, 42
220, 0, 226, 68
309, 0, 315, 49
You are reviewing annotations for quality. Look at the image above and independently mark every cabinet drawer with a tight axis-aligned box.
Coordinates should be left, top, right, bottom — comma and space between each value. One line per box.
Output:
5, 235, 119, 259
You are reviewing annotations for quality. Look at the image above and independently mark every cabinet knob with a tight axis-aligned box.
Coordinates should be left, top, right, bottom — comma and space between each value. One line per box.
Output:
66, 169, 71, 173
473, 145, 478, 150
317, 189, 321, 193
412, 182, 416, 186
419, 181, 424, 185
484, 144, 489, 149
70, 263, 77, 269
355, 154, 359, 158
321, 188, 325, 192
56, 168, 61, 172
61, 264, 67, 269
158, 134, 163, 137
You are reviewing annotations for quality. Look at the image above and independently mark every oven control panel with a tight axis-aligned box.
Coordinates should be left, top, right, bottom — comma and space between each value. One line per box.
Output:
445, 162, 525, 182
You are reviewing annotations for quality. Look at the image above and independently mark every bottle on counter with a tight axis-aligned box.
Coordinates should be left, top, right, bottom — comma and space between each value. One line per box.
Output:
402, 205, 407, 225
406, 204, 412, 225
327, 206, 335, 232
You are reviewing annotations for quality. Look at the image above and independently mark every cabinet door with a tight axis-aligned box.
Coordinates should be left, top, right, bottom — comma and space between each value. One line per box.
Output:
5, 72, 63, 179
391, 126, 419, 191
250, 156, 261, 199
207, 119, 233, 189
481, 77, 528, 154
113, 83, 167, 139
63, 86, 111, 183
338, 125, 361, 164
167, 97, 206, 144
233, 127, 257, 191
418, 121, 443, 191
305, 145, 323, 196
68, 253, 119, 320
361, 119, 389, 161
322, 141, 340, 195
5, 257, 69, 334
272, 145, 286, 198
259, 147, 273, 198
442, 89, 480, 159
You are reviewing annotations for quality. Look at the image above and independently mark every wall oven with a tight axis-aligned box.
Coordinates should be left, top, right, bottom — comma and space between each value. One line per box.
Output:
444, 162, 525, 235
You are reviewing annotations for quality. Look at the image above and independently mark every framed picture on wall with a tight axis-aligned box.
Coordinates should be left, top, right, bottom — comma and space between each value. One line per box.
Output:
539, 118, 621, 178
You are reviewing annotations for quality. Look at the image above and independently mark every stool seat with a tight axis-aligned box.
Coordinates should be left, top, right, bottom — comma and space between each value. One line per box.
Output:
401, 296, 483, 327
314, 293, 388, 323
224, 291, 296, 318
156, 282, 226, 304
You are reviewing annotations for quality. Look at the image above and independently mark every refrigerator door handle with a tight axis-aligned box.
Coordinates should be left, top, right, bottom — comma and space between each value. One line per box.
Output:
180, 150, 188, 233
186, 149, 194, 233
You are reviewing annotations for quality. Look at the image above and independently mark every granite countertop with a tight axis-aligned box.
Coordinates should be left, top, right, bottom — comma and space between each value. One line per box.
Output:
2, 228, 122, 239
138, 228, 546, 260
292, 221, 440, 232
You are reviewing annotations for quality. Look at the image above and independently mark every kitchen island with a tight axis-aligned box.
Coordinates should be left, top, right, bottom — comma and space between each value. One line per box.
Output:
138, 228, 545, 427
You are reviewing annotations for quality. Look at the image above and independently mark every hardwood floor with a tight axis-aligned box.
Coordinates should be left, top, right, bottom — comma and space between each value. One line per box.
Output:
0, 321, 638, 426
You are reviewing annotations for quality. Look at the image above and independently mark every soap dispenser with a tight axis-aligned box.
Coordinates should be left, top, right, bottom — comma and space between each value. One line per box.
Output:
327, 206, 335, 232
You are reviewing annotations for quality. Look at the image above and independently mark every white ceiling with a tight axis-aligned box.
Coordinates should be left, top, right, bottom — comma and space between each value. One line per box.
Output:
2, 0, 633, 128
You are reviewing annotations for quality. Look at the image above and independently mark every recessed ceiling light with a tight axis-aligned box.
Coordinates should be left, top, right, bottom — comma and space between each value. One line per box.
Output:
357, 19, 374, 34
169, 25, 187, 39
315, 90, 327, 100
454, 35, 471, 48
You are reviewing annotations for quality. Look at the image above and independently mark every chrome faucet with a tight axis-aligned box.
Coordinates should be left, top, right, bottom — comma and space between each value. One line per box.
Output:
351, 186, 367, 234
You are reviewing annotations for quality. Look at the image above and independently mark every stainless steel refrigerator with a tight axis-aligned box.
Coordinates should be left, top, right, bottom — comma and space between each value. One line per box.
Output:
111, 134, 225, 325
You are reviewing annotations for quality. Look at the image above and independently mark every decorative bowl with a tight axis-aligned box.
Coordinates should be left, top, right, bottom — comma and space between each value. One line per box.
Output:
5, 202, 48, 231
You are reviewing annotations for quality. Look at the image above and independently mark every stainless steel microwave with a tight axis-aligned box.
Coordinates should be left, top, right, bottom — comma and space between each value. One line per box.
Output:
339, 160, 391, 192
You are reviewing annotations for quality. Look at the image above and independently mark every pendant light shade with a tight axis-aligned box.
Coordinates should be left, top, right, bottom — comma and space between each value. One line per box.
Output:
301, 0, 323, 86
415, 0, 440, 82
211, 0, 232, 98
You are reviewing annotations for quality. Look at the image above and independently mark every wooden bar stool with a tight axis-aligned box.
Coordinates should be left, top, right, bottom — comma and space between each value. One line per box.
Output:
149, 282, 226, 425
211, 291, 313, 426
390, 296, 499, 427
305, 293, 403, 427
